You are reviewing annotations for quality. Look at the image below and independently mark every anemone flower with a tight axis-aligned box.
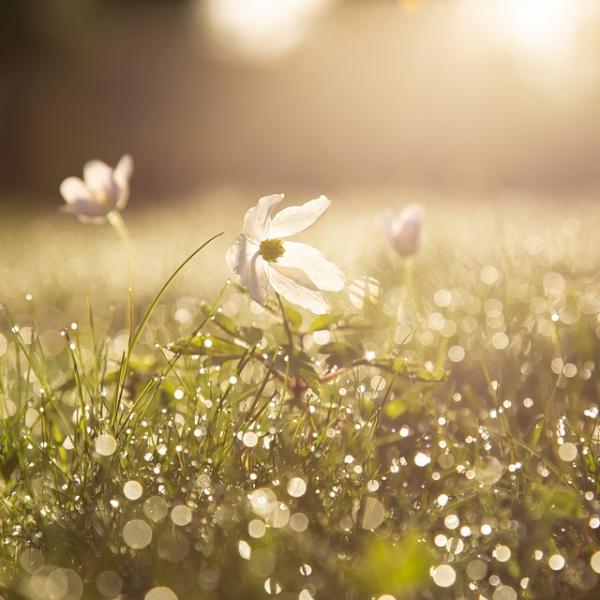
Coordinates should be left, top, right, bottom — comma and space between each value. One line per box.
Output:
226, 194, 344, 314
59, 155, 133, 223
379, 203, 425, 257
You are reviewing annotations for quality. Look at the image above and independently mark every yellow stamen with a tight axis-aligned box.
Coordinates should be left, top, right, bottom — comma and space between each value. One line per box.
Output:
259, 239, 285, 262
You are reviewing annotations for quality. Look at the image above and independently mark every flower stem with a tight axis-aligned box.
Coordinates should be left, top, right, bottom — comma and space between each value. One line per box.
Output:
107, 210, 135, 334
275, 293, 294, 351
275, 293, 304, 406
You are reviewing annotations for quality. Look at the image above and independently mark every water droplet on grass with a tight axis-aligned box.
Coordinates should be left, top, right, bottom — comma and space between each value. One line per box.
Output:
144, 587, 177, 600
558, 442, 577, 462
171, 505, 192, 526
493, 544, 511, 562
122, 519, 152, 549
287, 477, 307, 498
144, 496, 168, 522
96, 570, 122, 597
432, 564, 456, 587
123, 480, 143, 501
548, 554, 565, 570
94, 434, 117, 457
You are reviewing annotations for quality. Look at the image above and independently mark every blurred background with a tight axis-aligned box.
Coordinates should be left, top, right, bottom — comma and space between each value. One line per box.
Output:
2, 0, 600, 209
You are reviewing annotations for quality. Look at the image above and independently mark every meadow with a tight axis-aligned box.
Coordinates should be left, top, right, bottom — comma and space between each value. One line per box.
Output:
0, 189, 599, 600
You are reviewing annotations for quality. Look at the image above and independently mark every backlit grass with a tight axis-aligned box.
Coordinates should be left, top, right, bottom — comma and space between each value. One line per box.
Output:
0, 192, 599, 599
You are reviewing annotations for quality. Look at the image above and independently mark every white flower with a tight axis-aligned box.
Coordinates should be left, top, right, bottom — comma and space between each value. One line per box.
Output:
379, 203, 425, 257
60, 155, 133, 223
226, 194, 345, 314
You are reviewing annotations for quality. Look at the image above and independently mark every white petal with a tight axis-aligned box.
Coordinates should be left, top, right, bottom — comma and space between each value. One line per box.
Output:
226, 234, 257, 274
83, 160, 112, 192
115, 187, 130, 211
242, 255, 270, 304
60, 177, 91, 205
61, 199, 111, 218
400, 203, 425, 224
267, 265, 330, 315
391, 204, 424, 256
278, 241, 344, 291
269, 195, 330, 238
226, 242, 240, 272
114, 154, 133, 186
114, 154, 133, 210
242, 194, 285, 242
227, 235, 268, 304
83, 160, 119, 208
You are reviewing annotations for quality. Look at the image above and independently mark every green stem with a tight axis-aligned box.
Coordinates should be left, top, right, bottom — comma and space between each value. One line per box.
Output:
113, 232, 224, 429
129, 231, 224, 353
275, 293, 294, 351
107, 210, 135, 335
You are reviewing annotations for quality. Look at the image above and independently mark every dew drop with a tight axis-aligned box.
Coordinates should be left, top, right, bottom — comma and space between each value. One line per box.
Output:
122, 519, 152, 549
444, 514, 459, 529
171, 505, 192, 526
242, 431, 259, 448
558, 442, 578, 462
249, 519, 266, 538
493, 585, 517, 600
266, 502, 290, 528
493, 544, 511, 562
432, 564, 456, 587
289, 512, 309, 532
144, 587, 178, 600
590, 551, 600, 574
143, 496, 168, 522
96, 570, 123, 597
123, 480, 143, 501
287, 477, 307, 498
548, 554, 565, 570
414, 452, 431, 467
94, 434, 117, 457
238, 540, 252, 560
466, 558, 487, 581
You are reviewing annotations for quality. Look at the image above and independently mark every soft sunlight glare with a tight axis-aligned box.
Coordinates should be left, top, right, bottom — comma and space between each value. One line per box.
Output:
203, 0, 331, 61
500, 0, 577, 52
464, 0, 585, 57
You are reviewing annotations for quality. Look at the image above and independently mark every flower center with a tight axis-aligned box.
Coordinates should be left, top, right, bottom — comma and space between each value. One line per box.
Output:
94, 189, 110, 206
259, 239, 285, 262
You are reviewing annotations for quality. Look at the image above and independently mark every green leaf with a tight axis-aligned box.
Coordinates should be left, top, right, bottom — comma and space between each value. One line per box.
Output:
529, 418, 544, 449
320, 341, 361, 368
307, 314, 337, 333
285, 306, 303, 328
168, 334, 246, 360
298, 364, 320, 394
371, 356, 406, 373
239, 326, 263, 346
0, 447, 17, 481
385, 397, 408, 419
350, 534, 433, 595
128, 355, 157, 374
526, 483, 587, 519
211, 311, 240, 337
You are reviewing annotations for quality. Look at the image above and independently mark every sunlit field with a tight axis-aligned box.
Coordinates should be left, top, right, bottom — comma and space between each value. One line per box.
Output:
1, 190, 599, 599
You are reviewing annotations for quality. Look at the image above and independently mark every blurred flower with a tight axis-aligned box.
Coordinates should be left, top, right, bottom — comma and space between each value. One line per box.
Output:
379, 203, 425, 257
226, 194, 344, 314
60, 155, 133, 223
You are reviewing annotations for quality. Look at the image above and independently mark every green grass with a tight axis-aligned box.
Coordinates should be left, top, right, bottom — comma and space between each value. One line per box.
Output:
0, 194, 599, 599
